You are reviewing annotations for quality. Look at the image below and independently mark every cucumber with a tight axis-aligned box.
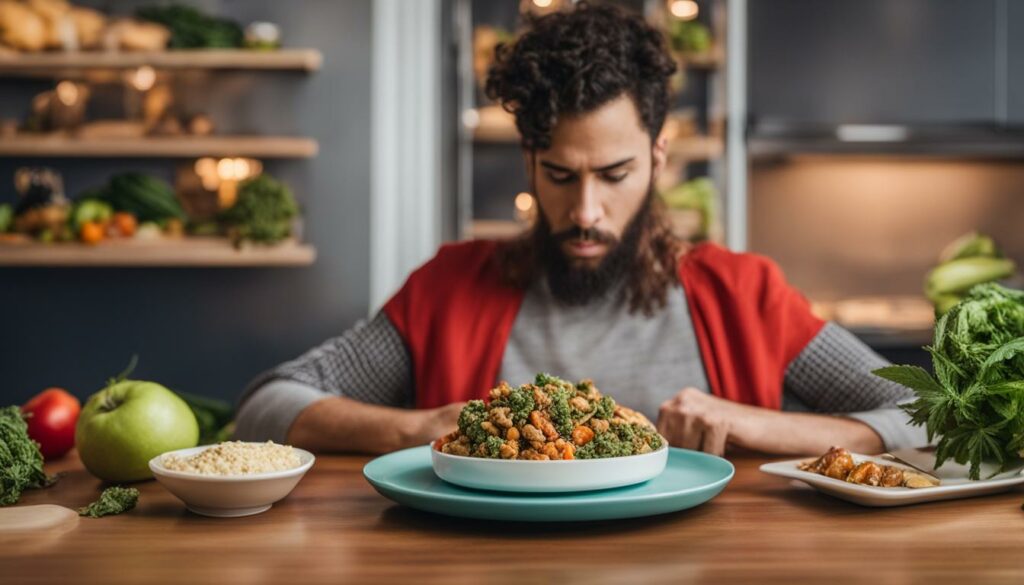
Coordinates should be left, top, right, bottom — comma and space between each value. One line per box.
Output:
104, 173, 186, 223
925, 257, 1016, 300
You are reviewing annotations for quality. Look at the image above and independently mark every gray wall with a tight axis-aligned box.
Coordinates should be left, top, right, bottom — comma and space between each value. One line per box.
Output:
1, 0, 373, 406
749, 0, 997, 125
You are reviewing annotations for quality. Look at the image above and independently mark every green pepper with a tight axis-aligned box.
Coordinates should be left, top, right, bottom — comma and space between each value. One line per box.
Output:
69, 199, 114, 233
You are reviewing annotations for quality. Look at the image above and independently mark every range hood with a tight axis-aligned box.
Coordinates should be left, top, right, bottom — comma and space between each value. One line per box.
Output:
748, 120, 1024, 158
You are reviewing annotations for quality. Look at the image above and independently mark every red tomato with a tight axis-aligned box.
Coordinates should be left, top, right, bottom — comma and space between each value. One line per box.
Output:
22, 388, 81, 460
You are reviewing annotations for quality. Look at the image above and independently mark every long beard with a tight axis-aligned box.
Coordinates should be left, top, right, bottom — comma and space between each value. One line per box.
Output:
539, 192, 652, 306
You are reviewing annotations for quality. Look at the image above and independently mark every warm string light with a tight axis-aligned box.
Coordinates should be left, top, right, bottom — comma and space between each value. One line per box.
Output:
514, 192, 536, 222
669, 0, 699, 20
194, 157, 263, 208
532, 0, 553, 7
55, 81, 79, 106
125, 66, 156, 92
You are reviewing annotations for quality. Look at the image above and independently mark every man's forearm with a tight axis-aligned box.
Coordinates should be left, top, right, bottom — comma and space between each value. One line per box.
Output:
286, 396, 464, 455
286, 396, 421, 454
731, 407, 885, 456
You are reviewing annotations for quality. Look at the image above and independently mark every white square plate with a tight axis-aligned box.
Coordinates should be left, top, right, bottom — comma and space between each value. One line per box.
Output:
759, 447, 1024, 507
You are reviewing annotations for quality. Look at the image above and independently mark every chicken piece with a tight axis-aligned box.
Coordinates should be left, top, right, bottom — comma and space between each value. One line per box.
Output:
518, 449, 550, 461
846, 462, 883, 486
521, 423, 545, 443
533, 387, 552, 409
499, 440, 519, 460
441, 440, 470, 457
489, 406, 513, 429
489, 381, 513, 401
541, 442, 561, 460
529, 410, 559, 441
570, 396, 591, 412
880, 466, 905, 488
588, 418, 610, 434
799, 446, 855, 480
615, 405, 655, 427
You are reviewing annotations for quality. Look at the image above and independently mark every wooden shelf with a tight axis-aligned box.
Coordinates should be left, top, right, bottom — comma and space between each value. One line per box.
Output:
668, 135, 724, 161
0, 135, 319, 158
466, 219, 526, 240
0, 49, 323, 76
0, 237, 316, 267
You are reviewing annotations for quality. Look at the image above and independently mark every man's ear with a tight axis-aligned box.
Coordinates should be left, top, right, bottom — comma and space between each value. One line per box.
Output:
652, 135, 669, 180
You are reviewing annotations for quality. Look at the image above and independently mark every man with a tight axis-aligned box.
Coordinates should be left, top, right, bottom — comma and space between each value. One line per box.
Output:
235, 4, 925, 456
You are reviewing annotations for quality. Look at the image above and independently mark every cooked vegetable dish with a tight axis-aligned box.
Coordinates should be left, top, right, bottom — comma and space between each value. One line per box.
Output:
435, 374, 664, 460
799, 447, 940, 489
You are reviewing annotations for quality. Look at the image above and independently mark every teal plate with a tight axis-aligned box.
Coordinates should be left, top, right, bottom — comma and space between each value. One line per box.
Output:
363, 446, 734, 522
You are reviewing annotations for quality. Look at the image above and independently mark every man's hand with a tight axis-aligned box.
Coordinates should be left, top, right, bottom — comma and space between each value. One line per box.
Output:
656, 388, 742, 456
656, 388, 887, 457
403, 402, 466, 447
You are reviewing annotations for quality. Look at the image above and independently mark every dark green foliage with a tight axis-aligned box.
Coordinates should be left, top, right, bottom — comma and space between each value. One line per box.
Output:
874, 284, 1024, 479
593, 396, 616, 420
78, 486, 140, 518
484, 435, 505, 459
137, 4, 243, 48
219, 174, 299, 246
506, 386, 535, 426
0, 406, 52, 506
457, 400, 489, 444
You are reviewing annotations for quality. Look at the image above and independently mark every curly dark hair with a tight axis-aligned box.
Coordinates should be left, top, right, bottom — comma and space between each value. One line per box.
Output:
484, 2, 677, 150
486, 3, 685, 315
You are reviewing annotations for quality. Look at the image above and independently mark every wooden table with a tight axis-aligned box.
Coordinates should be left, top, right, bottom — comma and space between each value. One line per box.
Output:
4, 453, 1024, 584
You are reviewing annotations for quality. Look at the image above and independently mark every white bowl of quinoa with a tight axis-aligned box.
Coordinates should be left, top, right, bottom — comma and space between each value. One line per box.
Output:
149, 441, 315, 517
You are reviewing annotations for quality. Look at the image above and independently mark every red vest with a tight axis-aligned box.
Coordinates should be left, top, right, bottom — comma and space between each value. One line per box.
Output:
383, 240, 824, 410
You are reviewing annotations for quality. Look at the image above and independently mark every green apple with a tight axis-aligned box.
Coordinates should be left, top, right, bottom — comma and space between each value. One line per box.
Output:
76, 380, 199, 482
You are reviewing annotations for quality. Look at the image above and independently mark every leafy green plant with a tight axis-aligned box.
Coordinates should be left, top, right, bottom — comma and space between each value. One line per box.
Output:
874, 283, 1024, 479
219, 174, 298, 246
0, 405, 55, 506
137, 4, 243, 49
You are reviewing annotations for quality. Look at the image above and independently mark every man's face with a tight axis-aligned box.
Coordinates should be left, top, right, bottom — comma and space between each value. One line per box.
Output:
528, 94, 667, 270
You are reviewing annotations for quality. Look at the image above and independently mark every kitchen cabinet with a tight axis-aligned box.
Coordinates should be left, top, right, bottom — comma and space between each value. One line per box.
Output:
749, 0, 997, 125
1005, 0, 1024, 126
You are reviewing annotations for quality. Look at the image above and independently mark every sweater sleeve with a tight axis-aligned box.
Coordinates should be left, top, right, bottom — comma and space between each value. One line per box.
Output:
233, 311, 413, 442
783, 321, 930, 450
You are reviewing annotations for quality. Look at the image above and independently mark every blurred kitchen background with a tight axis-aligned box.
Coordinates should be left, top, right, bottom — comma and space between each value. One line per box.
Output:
2, 0, 1021, 405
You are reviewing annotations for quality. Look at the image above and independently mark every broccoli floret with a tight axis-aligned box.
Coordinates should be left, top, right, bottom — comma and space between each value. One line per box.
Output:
614, 422, 637, 443
534, 372, 563, 387
484, 435, 504, 459
646, 430, 664, 451
507, 385, 536, 425
534, 372, 576, 392
548, 387, 574, 437
593, 395, 616, 420
457, 400, 489, 444
576, 431, 632, 459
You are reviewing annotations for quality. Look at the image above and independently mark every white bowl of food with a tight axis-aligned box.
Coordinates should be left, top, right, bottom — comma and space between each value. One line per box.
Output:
149, 441, 315, 517
431, 442, 669, 493
431, 375, 670, 493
